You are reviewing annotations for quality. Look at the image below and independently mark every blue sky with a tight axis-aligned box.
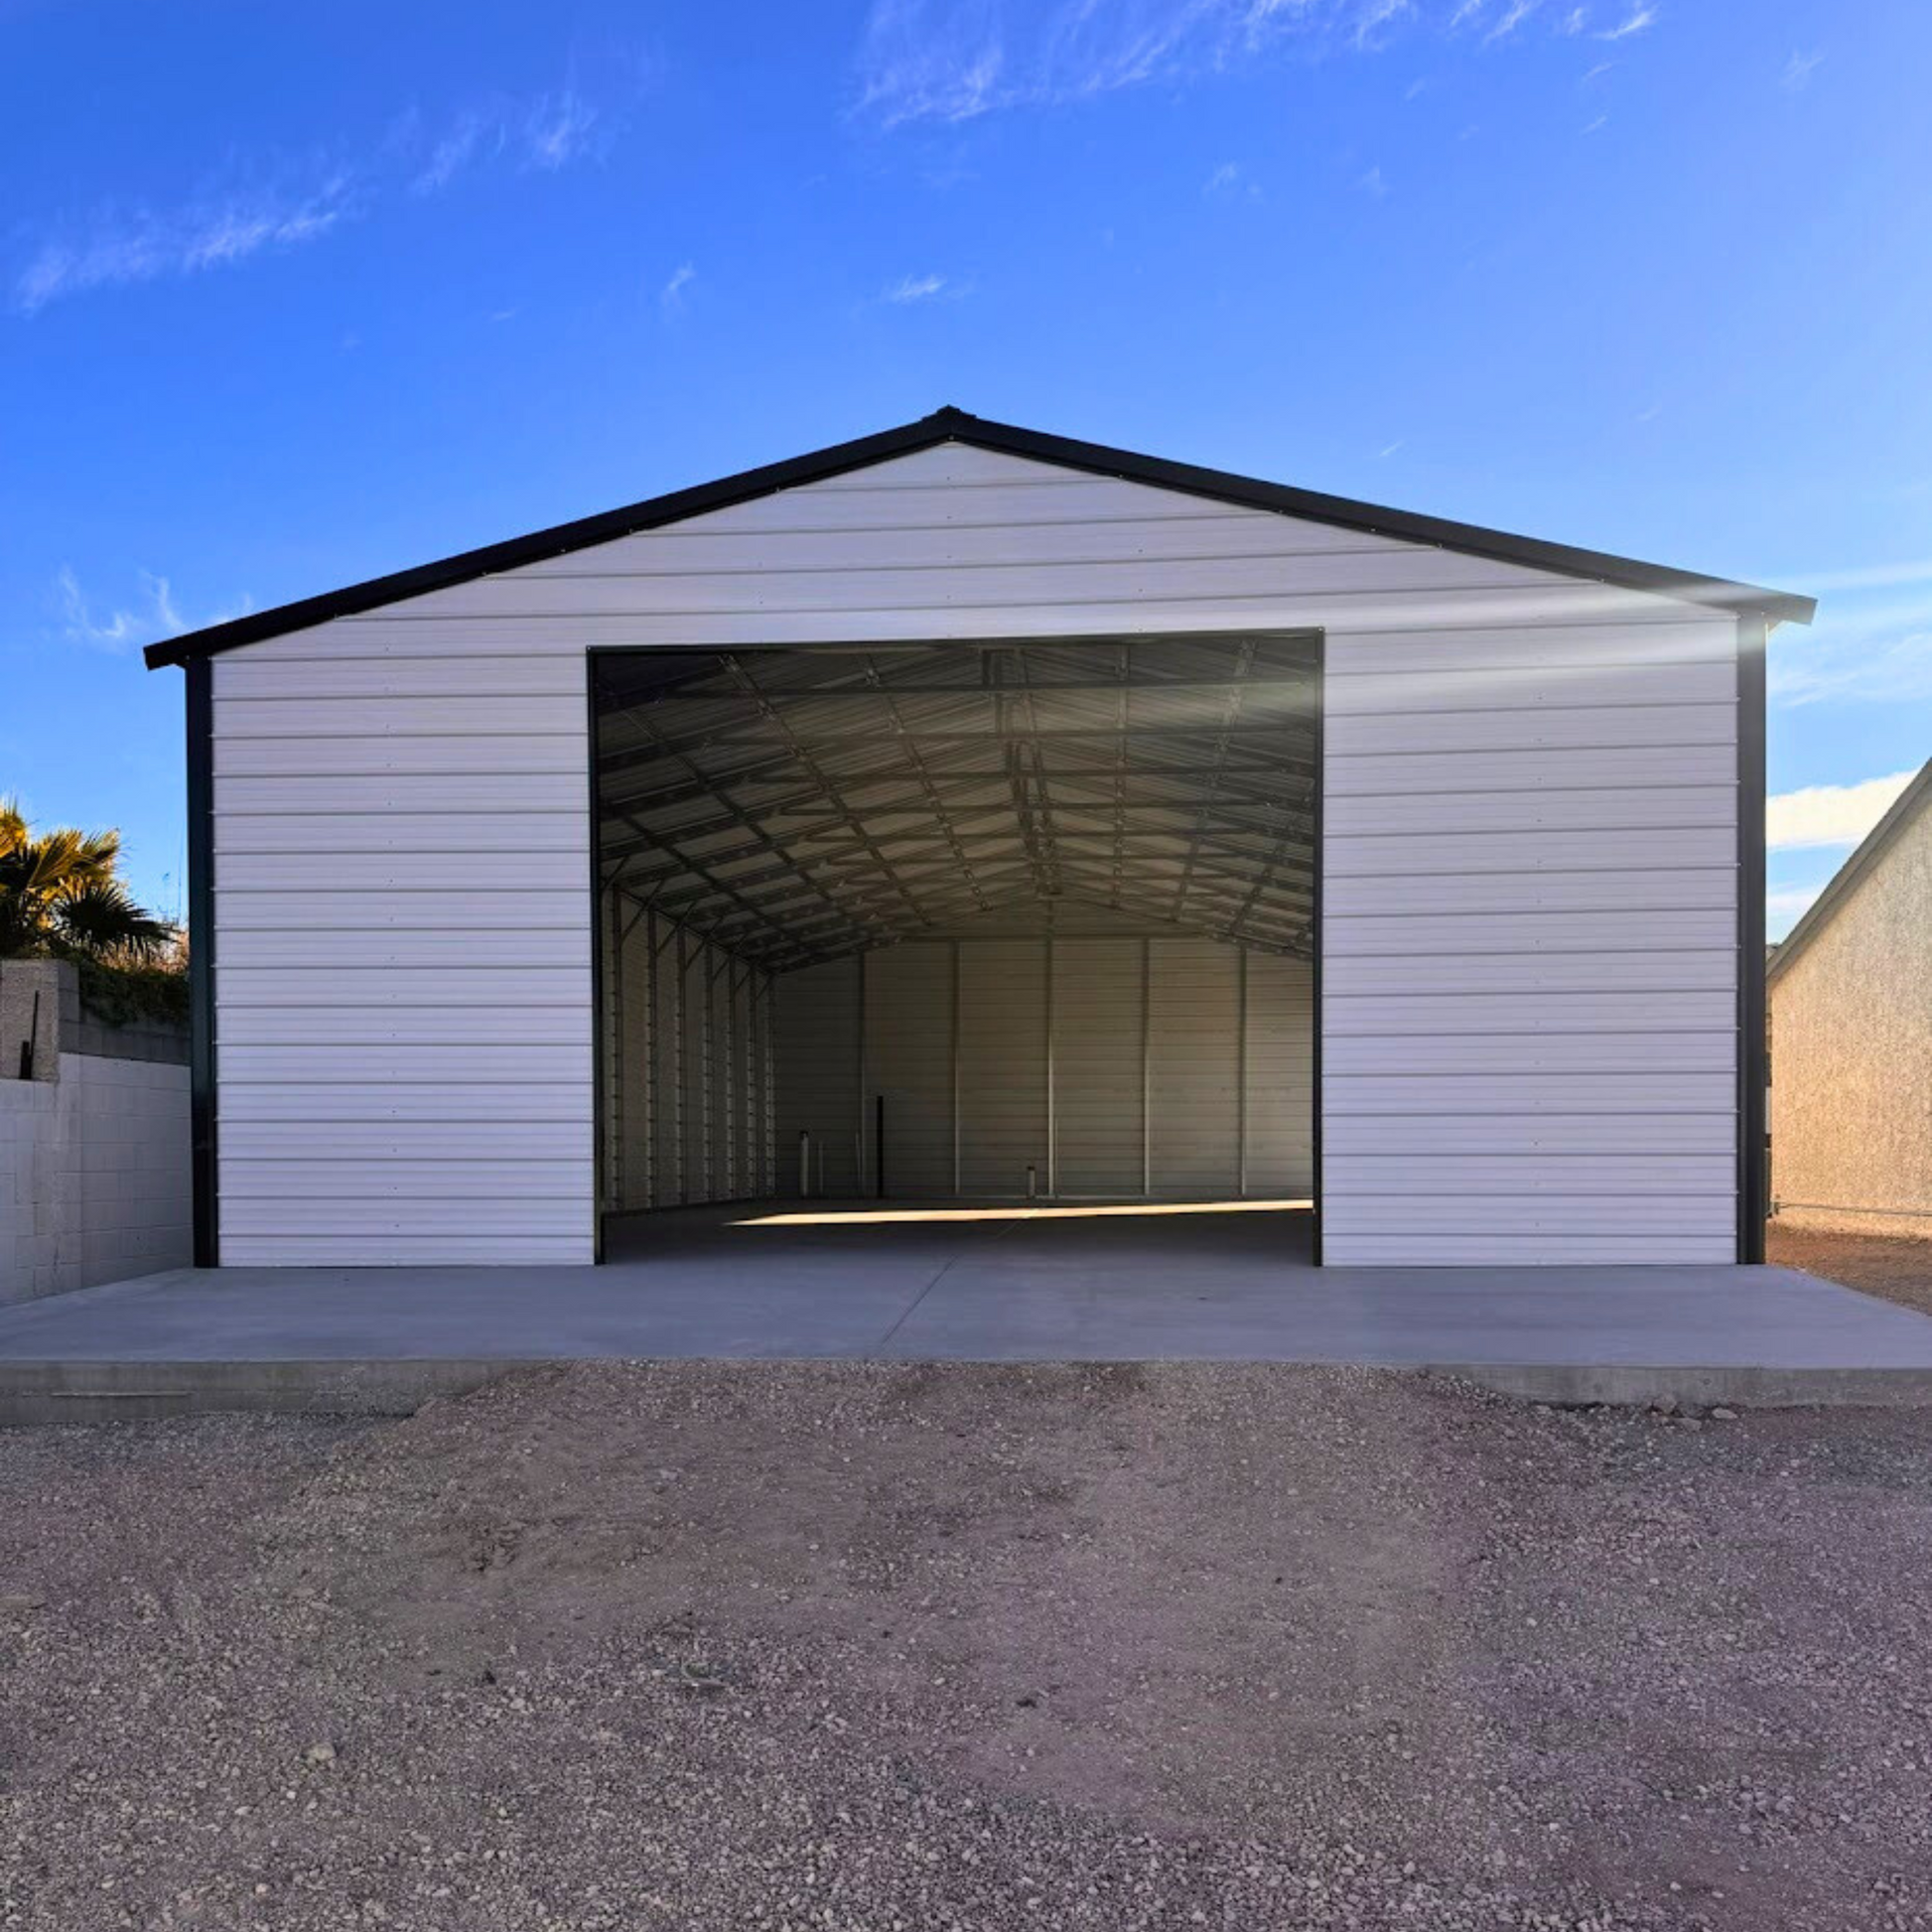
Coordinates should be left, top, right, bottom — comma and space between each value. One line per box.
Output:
4, 0, 1927, 935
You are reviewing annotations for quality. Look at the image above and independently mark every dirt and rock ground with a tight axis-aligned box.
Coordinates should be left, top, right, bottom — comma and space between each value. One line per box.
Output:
1768, 1220, 1932, 1319
3, 1363, 1931, 1931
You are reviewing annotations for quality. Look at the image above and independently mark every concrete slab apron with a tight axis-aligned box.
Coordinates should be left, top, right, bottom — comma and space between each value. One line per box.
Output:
3, 1205, 1932, 1420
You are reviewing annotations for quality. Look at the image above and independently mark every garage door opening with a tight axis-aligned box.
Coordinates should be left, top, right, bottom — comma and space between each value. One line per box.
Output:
591, 633, 1320, 1262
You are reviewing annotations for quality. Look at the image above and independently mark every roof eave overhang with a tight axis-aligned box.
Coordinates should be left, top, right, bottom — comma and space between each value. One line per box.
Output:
142, 405, 1815, 669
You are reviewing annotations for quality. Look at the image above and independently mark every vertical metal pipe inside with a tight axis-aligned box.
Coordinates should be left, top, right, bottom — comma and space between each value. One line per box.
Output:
950, 939, 962, 1199
1044, 935, 1057, 1200
1237, 944, 1250, 1199
855, 949, 868, 1200
1140, 936, 1153, 1199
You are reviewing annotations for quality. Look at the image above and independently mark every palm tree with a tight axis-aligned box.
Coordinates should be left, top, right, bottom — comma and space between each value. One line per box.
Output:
0, 798, 177, 964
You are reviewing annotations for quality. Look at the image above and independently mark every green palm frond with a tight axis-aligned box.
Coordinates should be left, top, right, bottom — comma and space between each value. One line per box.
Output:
50, 879, 175, 962
0, 801, 179, 968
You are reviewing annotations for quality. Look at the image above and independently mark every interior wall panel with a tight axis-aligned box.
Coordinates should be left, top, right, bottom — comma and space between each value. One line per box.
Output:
1244, 952, 1314, 1194
1148, 939, 1242, 1197
771, 957, 862, 1195
957, 940, 1050, 1197
770, 929, 1310, 1202
598, 908, 771, 1214
1050, 938, 1147, 1196
863, 946, 956, 1197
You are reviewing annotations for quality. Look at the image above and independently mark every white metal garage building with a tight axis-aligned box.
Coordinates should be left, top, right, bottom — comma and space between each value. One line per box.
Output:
145, 410, 1811, 1274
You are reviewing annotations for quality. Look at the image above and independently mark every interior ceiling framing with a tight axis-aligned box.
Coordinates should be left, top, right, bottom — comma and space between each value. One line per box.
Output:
593, 632, 1319, 974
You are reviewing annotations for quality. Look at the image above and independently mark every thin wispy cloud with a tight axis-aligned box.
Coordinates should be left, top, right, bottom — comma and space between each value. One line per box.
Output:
885, 271, 951, 302
56, 568, 249, 654
16, 86, 603, 315
1594, 4, 1654, 41
1349, 0, 1414, 48
1782, 49, 1823, 91
405, 90, 601, 190
17, 178, 353, 315
412, 113, 489, 194
1485, 1, 1540, 45
524, 91, 599, 170
856, 0, 1651, 127
1761, 560, 1932, 712
1772, 626, 1932, 708
1767, 770, 1916, 850
661, 262, 696, 310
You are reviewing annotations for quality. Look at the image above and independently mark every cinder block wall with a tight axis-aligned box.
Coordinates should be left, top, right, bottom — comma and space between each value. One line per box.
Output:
1, 960, 192, 1305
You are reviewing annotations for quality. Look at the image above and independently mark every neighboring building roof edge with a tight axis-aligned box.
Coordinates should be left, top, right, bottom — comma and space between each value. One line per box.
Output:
1767, 759, 1932, 987
143, 405, 1816, 669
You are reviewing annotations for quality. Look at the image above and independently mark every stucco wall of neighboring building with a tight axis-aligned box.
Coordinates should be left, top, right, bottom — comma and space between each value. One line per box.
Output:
1770, 796, 1932, 1236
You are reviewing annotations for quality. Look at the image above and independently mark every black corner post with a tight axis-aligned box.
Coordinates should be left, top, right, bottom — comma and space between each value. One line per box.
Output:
587, 657, 607, 1263
1737, 616, 1768, 1264
875, 1094, 887, 1199
185, 655, 218, 1268
1310, 630, 1324, 1268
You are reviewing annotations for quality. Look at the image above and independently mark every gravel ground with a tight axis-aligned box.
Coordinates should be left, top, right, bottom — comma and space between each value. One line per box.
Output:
1768, 1221, 1932, 1319
3, 1364, 1931, 1931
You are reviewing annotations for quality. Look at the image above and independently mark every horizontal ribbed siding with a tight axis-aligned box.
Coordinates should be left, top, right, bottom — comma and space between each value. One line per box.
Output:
210, 646, 592, 1266
1323, 610, 1737, 1265
209, 439, 1736, 1267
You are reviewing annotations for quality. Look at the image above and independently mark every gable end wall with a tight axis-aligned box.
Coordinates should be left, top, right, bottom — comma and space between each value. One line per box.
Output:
206, 442, 1739, 1266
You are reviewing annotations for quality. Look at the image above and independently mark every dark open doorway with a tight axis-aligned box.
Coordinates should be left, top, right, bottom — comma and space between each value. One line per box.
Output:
589, 632, 1322, 1256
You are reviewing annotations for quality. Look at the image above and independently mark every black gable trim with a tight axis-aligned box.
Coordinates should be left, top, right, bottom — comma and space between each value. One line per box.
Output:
144, 405, 1813, 668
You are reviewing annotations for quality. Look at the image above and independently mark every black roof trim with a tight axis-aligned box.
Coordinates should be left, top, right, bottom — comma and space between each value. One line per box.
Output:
1767, 759, 1932, 987
144, 405, 1814, 668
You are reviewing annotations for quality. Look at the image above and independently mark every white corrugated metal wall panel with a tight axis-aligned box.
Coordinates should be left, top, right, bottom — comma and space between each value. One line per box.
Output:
1244, 952, 1314, 1194
771, 958, 863, 1194
957, 940, 1049, 1196
210, 438, 1737, 1264
681, 935, 712, 1199
770, 932, 1311, 1202
1049, 938, 1146, 1196
212, 586, 593, 1271
863, 946, 956, 1196
646, 918, 679, 1202
611, 902, 653, 1212
228, 448, 1714, 666
1321, 613, 1738, 1265
1147, 939, 1242, 1196
600, 913, 771, 1211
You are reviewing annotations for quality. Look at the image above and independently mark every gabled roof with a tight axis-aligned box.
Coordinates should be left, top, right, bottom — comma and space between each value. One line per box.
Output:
143, 405, 1814, 669
1767, 759, 1932, 986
